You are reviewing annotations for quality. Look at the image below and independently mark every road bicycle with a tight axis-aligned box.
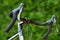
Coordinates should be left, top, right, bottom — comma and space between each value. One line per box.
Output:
5, 3, 59, 40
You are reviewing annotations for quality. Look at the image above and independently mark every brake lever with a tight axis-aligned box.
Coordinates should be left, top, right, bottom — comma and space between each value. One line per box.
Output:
42, 15, 59, 40
9, 3, 24, 18
45, 15, 59, 32
5, 3, 24, 32
51, 15, 59, 32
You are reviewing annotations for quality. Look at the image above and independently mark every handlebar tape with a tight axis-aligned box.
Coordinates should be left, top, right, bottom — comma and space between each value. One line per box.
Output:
42, 23, 52, 40
5, 13, 17, 32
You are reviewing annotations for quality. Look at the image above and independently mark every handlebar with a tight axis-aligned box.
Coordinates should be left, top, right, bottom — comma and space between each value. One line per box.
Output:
5, 3, 58, 40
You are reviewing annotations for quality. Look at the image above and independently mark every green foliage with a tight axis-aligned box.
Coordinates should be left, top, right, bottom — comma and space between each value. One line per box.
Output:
0, 0, 60, 40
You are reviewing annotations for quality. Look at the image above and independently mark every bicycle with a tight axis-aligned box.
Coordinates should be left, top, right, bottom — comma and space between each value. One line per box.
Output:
5, 3, 59, 40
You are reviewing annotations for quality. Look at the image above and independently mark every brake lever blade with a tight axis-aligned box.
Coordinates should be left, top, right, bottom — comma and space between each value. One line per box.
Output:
17, 3, 24, 21
55, 22, 59, 32
54, 17, 59, 32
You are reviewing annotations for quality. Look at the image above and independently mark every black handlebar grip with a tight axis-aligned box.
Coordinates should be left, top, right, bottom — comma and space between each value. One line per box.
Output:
42, 23, 52, 40
5, 13, 17, 32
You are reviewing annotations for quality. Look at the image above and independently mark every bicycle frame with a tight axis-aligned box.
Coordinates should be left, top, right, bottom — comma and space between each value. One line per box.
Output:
8, 21, 24, 40
5, 3, 59, 40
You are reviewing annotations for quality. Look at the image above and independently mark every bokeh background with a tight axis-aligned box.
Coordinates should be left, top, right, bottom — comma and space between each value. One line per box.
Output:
0, 0, 60, 40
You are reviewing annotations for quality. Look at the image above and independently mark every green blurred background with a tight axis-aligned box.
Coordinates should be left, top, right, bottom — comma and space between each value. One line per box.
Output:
0, 0, 60, 40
